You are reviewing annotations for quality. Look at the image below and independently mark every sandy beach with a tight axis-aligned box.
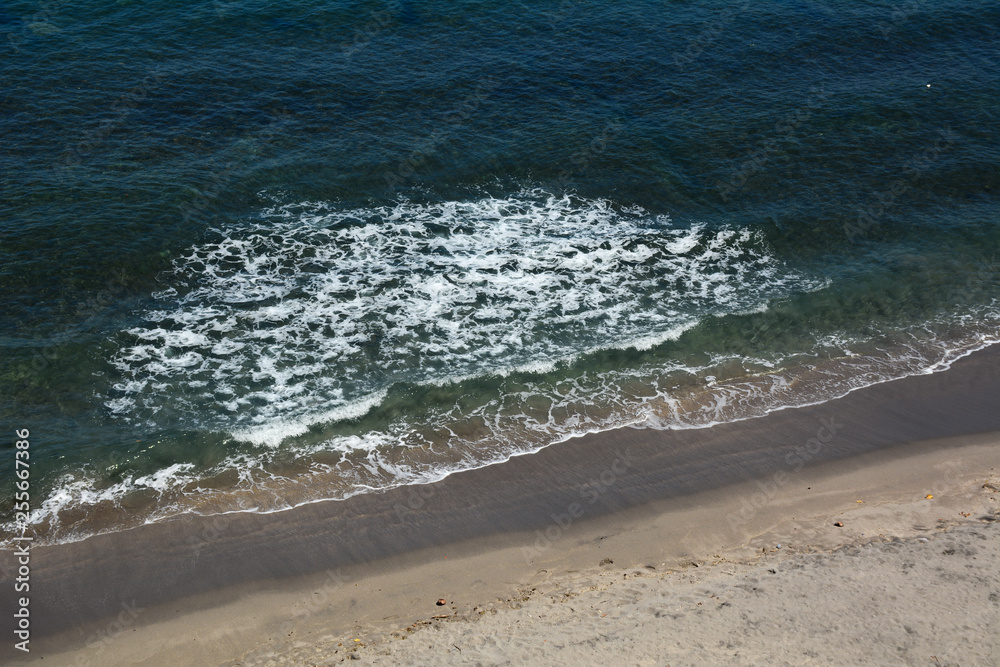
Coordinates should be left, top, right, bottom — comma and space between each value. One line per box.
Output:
3, 346, 1000, 666
247, 474, 1000, 666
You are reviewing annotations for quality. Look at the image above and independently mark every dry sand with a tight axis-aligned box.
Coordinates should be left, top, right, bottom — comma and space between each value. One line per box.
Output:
223, 450, 1000, 667
346, 521, 1000, 666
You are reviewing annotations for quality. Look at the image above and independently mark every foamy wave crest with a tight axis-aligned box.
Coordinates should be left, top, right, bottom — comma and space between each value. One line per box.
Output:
106, 190, 823, 441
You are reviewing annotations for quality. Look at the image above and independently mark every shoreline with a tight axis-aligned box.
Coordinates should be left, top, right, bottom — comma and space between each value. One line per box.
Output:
11, 335, 997, 551
2, 344, 1000, 664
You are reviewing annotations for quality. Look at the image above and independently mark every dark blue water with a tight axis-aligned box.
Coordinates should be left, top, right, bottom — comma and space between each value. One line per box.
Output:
2, 0, 998, 544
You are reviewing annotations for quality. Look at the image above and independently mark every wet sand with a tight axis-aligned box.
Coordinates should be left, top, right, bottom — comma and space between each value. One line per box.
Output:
2, 345, 999, 665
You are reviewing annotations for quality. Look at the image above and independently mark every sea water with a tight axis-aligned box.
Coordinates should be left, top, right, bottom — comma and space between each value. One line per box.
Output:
2, 0, 998, 544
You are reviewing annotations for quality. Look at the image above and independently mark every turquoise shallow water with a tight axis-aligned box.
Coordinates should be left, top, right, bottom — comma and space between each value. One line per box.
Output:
1, 0, 998, 544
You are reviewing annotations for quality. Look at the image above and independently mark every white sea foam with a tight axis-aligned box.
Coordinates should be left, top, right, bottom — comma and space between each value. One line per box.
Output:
229, 390, 389, 447
106, 190, 824, 442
